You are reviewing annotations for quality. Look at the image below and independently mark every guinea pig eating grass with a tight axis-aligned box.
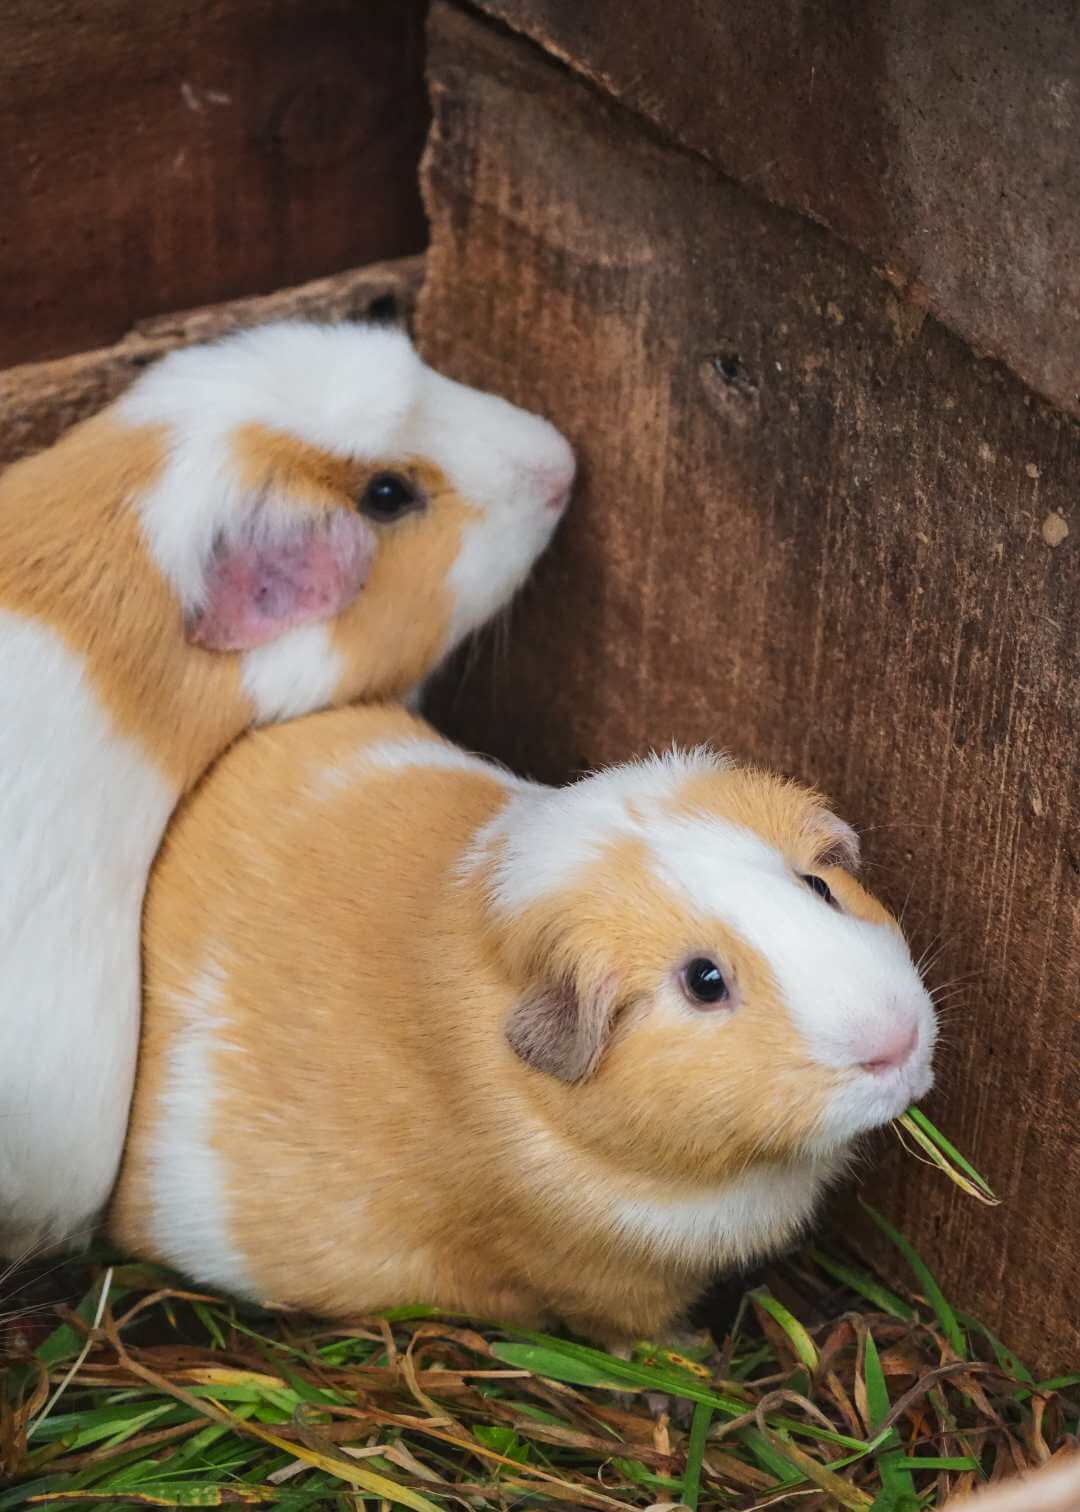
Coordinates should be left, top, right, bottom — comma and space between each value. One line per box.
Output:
111, 703, 936, 1349
0, 321, 574, 1262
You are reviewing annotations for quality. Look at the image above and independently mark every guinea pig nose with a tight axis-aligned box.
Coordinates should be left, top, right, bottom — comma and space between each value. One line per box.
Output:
859, 1021, 919, 1076
526, 448, 576, 510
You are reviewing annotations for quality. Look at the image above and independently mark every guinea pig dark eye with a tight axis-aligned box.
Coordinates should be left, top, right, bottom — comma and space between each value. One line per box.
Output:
801, 873, 836, 906
681, 957, 729, 1007
357, 472, 420, 522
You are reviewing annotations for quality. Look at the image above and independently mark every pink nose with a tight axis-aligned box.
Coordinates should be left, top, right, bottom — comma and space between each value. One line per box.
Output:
528, 453, 576, 512
860, 1022, 919, 1076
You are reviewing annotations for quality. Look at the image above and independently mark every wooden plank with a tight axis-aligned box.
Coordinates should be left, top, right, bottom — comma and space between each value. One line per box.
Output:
0, 254, 425, 464
473, 0, 1080, 422
419, 3, 1079, 1371
0, 0, 429, 367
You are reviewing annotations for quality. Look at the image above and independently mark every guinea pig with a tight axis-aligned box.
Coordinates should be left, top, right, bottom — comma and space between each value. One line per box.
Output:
111, 703, 936, 1347
0, 322, 574, 1259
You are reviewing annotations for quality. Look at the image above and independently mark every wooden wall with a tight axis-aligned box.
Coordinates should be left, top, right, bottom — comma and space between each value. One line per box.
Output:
468, 0, 1080, 426
1, 0, 429, 368
418, 2, 1080, 1371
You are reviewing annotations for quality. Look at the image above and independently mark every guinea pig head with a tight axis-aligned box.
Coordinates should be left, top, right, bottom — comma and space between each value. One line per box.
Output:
475, 750, 937, 1184
119, 320, 574, 720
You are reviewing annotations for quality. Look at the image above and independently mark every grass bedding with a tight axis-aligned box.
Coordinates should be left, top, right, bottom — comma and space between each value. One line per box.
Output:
2, 1199, 1077, 1511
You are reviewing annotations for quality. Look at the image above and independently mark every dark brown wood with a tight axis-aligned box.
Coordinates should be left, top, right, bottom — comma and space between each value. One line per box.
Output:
0, 255, 426, 464
473, 0, 1080, 423
419, 2, 1079, 1371
1, 0, 429, 368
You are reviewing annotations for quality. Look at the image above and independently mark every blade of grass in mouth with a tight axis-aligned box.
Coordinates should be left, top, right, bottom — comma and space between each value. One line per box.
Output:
893, 1106, 1000, 1206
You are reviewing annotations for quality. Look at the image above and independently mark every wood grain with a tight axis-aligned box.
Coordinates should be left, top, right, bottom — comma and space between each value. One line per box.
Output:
474, 0, 1080, 423
419, 2, 1079, 1372
1, 0, 429, 367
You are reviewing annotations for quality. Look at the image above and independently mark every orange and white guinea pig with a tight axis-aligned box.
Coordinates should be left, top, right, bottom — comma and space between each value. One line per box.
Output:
112, 703, 936, 1347
0, 322, 574, 1259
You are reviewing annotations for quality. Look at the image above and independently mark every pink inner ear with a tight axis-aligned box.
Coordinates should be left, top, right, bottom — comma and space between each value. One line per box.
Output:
187, 512, 376, 652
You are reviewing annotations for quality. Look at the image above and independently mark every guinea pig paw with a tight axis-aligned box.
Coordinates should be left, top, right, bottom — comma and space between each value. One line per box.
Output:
645, 1390, 695, 1429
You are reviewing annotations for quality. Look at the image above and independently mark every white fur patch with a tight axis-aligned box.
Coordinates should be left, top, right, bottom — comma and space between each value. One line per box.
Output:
610, 1160, 844, 1269
0, 612, 175, 1255
119, 321, 423, 468
144, 960, 257, 1297
241, 622, 345, 724
309, 736, 516, 802
400, 367, 576, 656
474, 747, 730, 914
508, 1115, 843, 1274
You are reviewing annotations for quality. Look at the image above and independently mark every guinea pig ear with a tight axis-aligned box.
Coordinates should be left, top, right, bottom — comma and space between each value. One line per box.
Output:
506, 975, 618, 1084
186, 509, 377, 653
816, 814, 861, 872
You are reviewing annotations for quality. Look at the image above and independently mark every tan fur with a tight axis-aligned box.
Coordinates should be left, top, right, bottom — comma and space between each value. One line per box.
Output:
491, 849, 836, 1176
676, 767, 865, 877
674, 766, 895, 930
231, 427, 476, 700
0, 417, 245, 786
327, 461, 478, 701
113, 706, 902, 1344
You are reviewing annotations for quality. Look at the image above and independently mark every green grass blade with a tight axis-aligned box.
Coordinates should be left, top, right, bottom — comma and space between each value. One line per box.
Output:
681, 1399, 712, 1510
864, 1330, 917, 1507
740, 1426, 803, 1485
155, 1409, 259, 1475
492, 1335, 750, 1415
894, 1456, 979, 1471
901, 1109, 999, 1203
860, 1202, 966, 1358
954, 1311, 1033, 1384
473, 1424, 530, 1464
811, 1248, 916, 1321
27, 1402, 179, 1448
489, 1342, 633, 1389
753, 1289, 820, 1371
863, 1331, 891, 1428
192, 1301, 227, 1349
88, 1483, 277, 1504
612, 1458, 684, 1492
